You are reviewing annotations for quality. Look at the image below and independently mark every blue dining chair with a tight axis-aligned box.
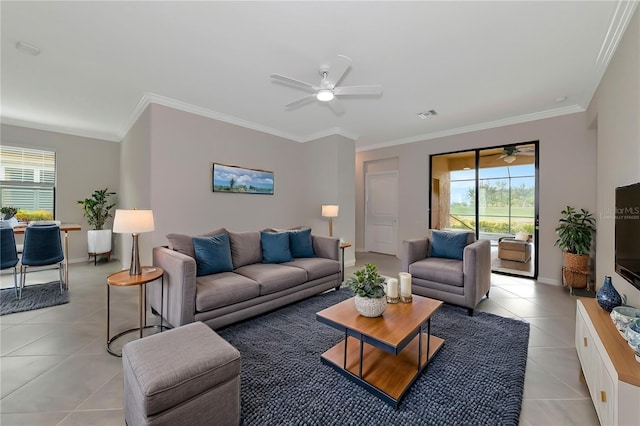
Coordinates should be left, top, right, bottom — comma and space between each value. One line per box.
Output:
0, 223, 20, 298
19, 223, 65, 299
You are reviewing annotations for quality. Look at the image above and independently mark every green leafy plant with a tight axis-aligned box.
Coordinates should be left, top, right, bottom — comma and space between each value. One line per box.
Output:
16, 210, 53, 222
1, 206, 18, 220
77, 188, 116, 230
346, 263, 386, 298
554, 205, 596, 255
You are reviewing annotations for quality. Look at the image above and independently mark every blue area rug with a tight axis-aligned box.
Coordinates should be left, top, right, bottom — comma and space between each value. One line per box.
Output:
0, 281, 68, 315
218, 288, 530, 425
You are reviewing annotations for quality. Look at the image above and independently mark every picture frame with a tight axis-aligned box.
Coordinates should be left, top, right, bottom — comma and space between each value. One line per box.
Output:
212, 163, 274, 195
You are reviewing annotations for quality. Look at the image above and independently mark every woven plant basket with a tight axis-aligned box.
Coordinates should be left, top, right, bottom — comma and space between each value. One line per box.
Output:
354, 295, 387, 317
562, 252, 590, 288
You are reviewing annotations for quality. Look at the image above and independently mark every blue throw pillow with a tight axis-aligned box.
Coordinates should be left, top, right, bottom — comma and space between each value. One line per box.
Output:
289, 228, 315, 258
193, 233, 233, 276
430, 230, 469, 260
260, 231, 293, 263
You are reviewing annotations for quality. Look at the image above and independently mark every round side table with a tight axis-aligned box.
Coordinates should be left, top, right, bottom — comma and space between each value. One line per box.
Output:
106, 267, 165, 357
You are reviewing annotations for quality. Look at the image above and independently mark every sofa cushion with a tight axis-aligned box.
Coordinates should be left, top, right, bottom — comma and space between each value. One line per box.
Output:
409, 257, 464, 287
193, 233, 233, 276
260, 231, 293, 263
166, 228, 226, 259
195, 272, 260, 311
283, 257, 339, 281
234, 263, 307, 295
431, 230, 469, 260
228, 231, 262, 268
289, 228, 315, 258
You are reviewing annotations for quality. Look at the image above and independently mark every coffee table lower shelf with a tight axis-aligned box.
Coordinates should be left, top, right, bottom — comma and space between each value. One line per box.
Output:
321, 333, 444, 408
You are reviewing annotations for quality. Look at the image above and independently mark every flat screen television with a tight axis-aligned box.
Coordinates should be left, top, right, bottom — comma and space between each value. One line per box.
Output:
615, 182, 640, 290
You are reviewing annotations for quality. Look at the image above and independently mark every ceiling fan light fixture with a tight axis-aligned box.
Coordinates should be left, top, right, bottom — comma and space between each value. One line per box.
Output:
504, 155, 517, 164
316, 89, 334, 102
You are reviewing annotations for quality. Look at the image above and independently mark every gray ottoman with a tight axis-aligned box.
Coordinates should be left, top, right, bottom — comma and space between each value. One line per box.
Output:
122, 322, 241, 426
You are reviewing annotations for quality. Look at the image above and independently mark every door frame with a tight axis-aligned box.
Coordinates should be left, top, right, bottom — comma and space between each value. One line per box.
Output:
364, 170, 399, 254
428, 141, 539, 279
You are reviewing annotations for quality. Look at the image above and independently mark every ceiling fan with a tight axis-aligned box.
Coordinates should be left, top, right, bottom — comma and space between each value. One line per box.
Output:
270, 55, 382, 115
494, 145, 535, 164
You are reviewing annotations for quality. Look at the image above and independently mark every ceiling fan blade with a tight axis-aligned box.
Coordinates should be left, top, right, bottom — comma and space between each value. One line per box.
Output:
270, 74, 319, 92
334, 85, 383, 96
285, 95, 316, 108
519, 151, 535, 156
326, 55, 352, 87
328, 98, 345, 115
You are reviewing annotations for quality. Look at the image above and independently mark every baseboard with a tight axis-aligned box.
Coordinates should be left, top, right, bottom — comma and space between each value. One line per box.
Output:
344, 259, 356, 268
537, 276, 562, 286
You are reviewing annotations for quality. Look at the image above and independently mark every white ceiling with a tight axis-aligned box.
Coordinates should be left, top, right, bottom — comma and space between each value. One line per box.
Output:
1, 1, 637, 151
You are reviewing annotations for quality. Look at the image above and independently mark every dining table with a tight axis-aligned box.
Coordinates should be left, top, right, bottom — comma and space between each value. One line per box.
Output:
13, 223, 82, 290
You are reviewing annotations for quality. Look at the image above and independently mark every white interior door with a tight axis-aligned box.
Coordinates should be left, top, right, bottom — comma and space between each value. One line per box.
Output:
365, 171, 398, 255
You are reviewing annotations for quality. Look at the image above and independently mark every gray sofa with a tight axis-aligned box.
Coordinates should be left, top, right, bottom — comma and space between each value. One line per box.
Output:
401, 231, 491, 315
150, 228, 340, 329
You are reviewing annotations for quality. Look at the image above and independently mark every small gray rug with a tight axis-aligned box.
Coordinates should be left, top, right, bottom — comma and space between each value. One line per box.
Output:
218, 288, 530, 425
0, 281, 69, 315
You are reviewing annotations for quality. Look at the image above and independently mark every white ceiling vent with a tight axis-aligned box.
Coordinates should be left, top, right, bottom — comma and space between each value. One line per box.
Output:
417, 110, 438, 119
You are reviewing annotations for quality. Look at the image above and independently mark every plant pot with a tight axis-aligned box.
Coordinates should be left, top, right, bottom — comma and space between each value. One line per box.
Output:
354, 295, 387, 317
88, 229, 112, 255
562, 252, 589, 288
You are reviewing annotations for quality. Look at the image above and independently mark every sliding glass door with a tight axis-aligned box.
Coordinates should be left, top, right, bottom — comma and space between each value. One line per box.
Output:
430, 142, 538, 278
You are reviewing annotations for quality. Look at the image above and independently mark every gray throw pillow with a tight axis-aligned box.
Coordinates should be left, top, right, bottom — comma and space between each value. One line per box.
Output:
166, 228, 226, 259
228, 231, 262, 268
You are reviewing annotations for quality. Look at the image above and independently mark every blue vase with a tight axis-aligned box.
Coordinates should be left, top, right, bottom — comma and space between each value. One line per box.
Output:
596, 276, 622, 312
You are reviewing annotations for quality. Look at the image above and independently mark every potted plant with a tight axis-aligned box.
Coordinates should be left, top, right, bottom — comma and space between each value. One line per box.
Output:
345, 263, 387, 317
1, 206, 18, 220
554, 205, 596, 288
78, 189, 116, 260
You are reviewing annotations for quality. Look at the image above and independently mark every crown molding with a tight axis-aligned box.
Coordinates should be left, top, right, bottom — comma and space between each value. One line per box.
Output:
119, 93, 358, 144
356, 104, 585, 152
134, 93, 304, 142
0, 116, 120, 142
298, 127, 358, 143
579, 0, 638, 108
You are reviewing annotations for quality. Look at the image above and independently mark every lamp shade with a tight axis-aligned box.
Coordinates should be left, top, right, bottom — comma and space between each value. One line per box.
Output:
113, 209, 155, 234
321, 205, 339, 218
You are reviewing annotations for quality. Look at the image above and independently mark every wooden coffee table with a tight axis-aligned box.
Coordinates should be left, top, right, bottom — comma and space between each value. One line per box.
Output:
316, 295, 444, 408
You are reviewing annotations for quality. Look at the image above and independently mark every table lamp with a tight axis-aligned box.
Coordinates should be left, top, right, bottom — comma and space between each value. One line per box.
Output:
113, 209, 155, 275
321, 205, 339, 237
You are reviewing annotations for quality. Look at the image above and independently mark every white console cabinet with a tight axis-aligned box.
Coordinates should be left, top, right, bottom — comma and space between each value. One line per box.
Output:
575, 299, 640, 425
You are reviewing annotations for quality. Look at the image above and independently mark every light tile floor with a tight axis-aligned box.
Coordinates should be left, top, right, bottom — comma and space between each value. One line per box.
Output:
0, 253, 599, 425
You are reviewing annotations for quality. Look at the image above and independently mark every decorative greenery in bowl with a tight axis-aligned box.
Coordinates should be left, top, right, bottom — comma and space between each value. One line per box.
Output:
346, 263, 386, 298
1, 206, 18, 220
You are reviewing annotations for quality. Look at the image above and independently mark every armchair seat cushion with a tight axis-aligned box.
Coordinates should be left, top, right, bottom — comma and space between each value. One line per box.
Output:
409, 257, 464, 287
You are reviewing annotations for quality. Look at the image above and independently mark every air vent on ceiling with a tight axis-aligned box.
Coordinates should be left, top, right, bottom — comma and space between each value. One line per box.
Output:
417, 110, 438, 119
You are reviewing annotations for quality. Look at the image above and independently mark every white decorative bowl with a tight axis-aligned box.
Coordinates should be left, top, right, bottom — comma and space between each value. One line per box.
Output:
610, 306, 640, 338
626, 319, 640, 363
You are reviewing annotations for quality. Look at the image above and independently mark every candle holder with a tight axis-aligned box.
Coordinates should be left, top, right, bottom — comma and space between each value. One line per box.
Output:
386, 278, 399, 304
400, 294, 413, 303
399, 272, 413, 303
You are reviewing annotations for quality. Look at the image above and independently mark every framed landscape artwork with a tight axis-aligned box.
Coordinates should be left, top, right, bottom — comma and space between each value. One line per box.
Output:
212, 163, 274, 195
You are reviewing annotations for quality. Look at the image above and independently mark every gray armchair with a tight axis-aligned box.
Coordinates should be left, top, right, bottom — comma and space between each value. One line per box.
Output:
401, 231, 491, 315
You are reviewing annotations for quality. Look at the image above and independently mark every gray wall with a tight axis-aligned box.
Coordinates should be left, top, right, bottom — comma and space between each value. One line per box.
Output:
119, 103, 354, 268
589, 8, 640, 307
1, 124, 120, 262
355, 112, 597, 286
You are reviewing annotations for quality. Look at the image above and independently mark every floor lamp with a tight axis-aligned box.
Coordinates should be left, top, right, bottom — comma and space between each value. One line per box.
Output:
113, 209, 155, 275
321, 205, 339, 237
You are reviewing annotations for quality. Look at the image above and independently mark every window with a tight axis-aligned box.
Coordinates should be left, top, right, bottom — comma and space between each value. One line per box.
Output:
0, 145, 56, 218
